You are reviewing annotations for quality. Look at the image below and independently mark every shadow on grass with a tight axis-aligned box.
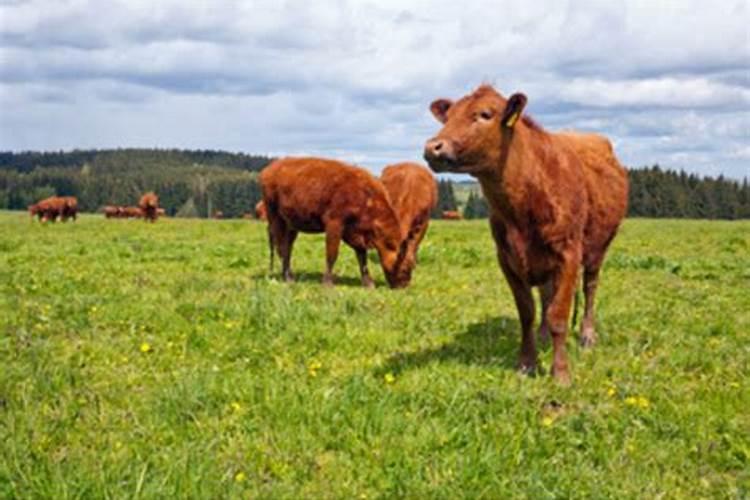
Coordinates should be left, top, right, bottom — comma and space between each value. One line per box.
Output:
251, 271, 385, 288
377, 315, 521, 376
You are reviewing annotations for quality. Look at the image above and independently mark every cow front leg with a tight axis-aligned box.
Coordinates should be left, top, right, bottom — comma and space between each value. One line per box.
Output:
537, 279, 554, 344
355, 248, 374, 288
545, 247, 582, 384
323, 223, 342, 287
497, 253, 537, 375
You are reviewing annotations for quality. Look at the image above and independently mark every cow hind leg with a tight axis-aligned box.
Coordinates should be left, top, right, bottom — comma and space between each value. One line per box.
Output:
280, 229, 298, 282
580, 264, 602, 348
537, 280, 554, 344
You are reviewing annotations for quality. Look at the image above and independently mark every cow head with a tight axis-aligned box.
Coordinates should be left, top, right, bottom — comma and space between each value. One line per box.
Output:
424, 85, 527, 176
374, 214, 415, 289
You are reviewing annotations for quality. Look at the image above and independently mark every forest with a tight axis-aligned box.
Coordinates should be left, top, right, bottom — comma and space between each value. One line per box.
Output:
0, 150, 747, 219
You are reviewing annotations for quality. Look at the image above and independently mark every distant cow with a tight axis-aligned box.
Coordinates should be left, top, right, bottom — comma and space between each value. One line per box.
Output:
29, 196, 69, 223
380, 162, 437, 265
255, 200, 267, 220
260, 157, 414, 288
60, 196, 78, 221
213, 210, 224, 219
138, 192, 159, 222
424, 84, 628, 383
103, 205, 121, 218
441, 210, 462, 220
122, 206, 142, 218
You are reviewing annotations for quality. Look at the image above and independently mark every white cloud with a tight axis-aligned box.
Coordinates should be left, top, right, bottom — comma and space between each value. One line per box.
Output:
0, 0, 748, 178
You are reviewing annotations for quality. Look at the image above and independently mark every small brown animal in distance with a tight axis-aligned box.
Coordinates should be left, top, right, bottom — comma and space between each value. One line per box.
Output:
380, 162, 437, 265
103, 205, 121, 218
260, 157, 414, 288
255, 200, 267, 220
138, 192, 159, 222
122, 206, 143, 218
424, 84, 628, 384
441, 210, 462, 220
29, 196, 77, 222
213, 211, 224, 219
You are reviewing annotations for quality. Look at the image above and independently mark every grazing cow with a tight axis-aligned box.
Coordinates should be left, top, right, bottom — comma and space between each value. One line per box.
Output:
103, 205, 120, 218
424, 85, 628, 383
441, 210, 462, 220
255, 200, 267, 220
260, 157, 414, 288
30, 196, 66, 222
138, 192, 159, 222
380, 162, 437, 265
122, 206, 143, 218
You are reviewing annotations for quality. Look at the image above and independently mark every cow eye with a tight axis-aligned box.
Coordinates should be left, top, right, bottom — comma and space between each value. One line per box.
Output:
478, 110, 493, 121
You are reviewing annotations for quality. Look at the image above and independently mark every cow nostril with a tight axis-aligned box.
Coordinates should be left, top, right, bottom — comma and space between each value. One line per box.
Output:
434, 141, 443, 152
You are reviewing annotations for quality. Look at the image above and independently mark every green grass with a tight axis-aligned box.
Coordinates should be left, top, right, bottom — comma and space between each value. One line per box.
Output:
1, 212, 748, 498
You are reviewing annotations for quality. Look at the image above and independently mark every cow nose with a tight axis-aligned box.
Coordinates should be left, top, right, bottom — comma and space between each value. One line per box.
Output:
424, 137, 455, 165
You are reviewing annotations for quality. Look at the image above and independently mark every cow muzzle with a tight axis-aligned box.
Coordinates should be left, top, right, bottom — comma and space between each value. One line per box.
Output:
423, 137, 457, 172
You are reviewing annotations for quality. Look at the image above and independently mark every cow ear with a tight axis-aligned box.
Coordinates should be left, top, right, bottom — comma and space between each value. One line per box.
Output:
430, 99, 453, 123
501, 93, 527, 128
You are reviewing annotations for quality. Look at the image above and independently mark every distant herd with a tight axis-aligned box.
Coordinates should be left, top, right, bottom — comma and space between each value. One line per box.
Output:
26, 85, 629, 383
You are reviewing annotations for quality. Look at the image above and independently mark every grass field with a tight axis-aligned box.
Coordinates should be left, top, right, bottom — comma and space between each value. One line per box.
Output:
1, 212, 748, 498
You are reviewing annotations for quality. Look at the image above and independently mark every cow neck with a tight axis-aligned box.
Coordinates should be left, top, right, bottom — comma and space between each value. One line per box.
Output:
475, 124, 542, 226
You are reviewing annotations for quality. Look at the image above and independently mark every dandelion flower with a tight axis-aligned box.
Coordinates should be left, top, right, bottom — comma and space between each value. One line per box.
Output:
231, 402, 241, 412
234, 471, 246, 482
607, 387, 616, 397
542, 416, 554, 427
384, 373, 396, 384
140, 342, 152, 353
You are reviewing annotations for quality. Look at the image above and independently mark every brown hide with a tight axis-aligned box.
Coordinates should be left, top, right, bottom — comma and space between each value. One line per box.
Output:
441, 210, 462, 220
138, 192, 159, 222
122, 206, 143, 218
103, 205, 120, 218
255, 201, 267, 220
380, 162, 437, 265
424, 84, 628, 383
260, 157, 413, 288
32, 196, 67, 222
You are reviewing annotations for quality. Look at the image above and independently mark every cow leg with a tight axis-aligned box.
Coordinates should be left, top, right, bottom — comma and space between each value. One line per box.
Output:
545, 247, 582, 384
355, 247, 374, 288
323, 223, 342, 287
280, 229, 297, 282
497, 253, 537, 375
580, 263, 602, 348
537, 279, 554, 344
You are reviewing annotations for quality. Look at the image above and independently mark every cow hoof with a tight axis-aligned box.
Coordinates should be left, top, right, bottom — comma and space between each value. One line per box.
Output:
580, 328, 597, 348
362, 278, 375, 289
284, 273, 295, 283
322, 277, 334, 287
517, 358, 538, 377
551, 367, 571, 386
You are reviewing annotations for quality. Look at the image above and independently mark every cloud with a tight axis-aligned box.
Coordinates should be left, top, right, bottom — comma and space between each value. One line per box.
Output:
0, 0, 748, 179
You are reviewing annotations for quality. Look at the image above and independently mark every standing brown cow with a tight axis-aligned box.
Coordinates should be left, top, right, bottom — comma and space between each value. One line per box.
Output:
60, 196, 78, 221
424, 85, 627, 383
103, 205, 121, 218
260, 157, 414, 288
380, 162, 437, 265
138, 192, 159, 222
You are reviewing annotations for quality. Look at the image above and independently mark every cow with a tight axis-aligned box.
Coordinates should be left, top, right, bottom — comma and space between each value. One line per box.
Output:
380, 162, 437, 266
424, 85, 628, 384
213, 210, 224, 219
103, 206, 121, 218
138, 192, 159, 222
255, 200, 267, 220
260, 157, 414, 288
60, 196, 78, 222
122, 206, 143, 218
30, 196, 66, 222
441, 210, 462, 220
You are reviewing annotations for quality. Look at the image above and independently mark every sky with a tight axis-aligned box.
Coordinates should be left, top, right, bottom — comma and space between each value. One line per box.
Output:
0, 0, 748, 179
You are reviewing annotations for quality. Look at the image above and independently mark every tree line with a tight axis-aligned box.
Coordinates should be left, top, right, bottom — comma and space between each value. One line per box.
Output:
0, 150, 747, 219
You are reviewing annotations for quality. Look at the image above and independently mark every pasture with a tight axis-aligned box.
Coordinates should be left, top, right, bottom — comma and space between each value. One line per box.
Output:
1, 212, 748, 498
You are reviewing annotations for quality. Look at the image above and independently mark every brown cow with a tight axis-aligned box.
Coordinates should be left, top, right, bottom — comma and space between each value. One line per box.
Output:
138, 192, 159, 222
103, 205, 121, 218
424, 85, 628, 383
213, 210, 224, 219
260, 157, 414, 288
31, 196, 66, 222
255, 200, 267, 220
380, 162, 437, 265
122, 206, 143, 218
441, 210, 462, 220
60, 196, 78, 221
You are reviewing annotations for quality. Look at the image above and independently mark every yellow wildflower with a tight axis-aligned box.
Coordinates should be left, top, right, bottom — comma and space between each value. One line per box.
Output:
230, 402, 242, 412
542, 416, 554, 427
308, 360, 322, 377
607, 387, 616, 397
140, 342, 152, 353
384, 373, 396, 384
624, 396, 637, 406
234, 471, 246, 483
